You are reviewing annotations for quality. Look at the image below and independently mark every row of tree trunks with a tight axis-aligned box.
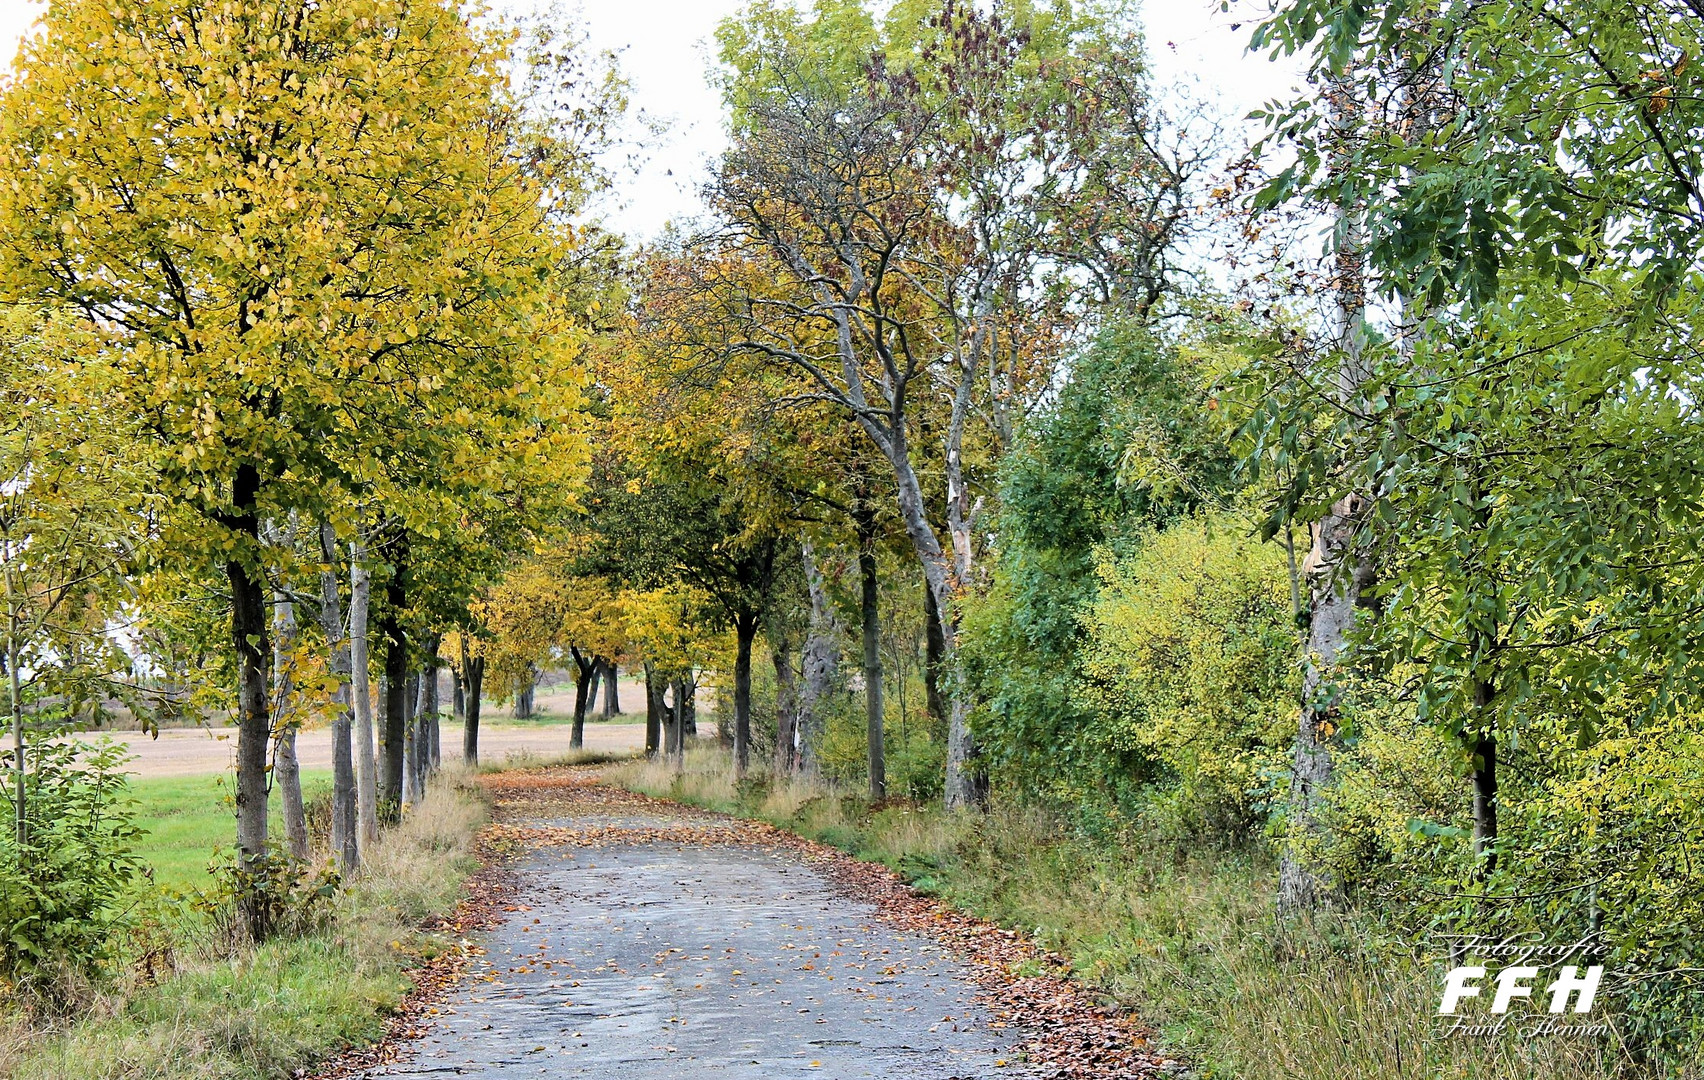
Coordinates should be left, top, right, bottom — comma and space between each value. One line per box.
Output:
400, 653, 439, 812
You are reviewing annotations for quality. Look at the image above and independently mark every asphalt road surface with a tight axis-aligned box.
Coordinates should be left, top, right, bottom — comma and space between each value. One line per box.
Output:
362, 795, 1037, 1079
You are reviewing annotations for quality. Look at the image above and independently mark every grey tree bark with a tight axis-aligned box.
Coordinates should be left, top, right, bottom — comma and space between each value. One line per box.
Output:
350, 539, 379, 854
271, 576, 308, 862
682, 674, 697, 736
401, 669, 421, 811
423, 639, 441, 773
798, 543, 842, 777
670, 675, 687, 774
1277, 73, 1372, 915
643, 662, 661, 758
318, 522, 358, 872
378, 539, 409, 821
854, 504, 885, 801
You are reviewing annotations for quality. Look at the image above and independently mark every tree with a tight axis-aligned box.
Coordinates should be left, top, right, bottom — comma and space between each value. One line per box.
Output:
0, 307, 148, 851
1246, 0, 1704, 906
708, 0, 1198, 807
0, 0, 586, 934
962, 322, 1233, 805
560, 574, 625, 750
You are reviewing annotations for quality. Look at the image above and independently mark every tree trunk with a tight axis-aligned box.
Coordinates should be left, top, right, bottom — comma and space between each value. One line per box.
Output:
772, 630, 798, 776
463, 652, 484, 765
798, 543, 841, 776
876, 428, 982, 809
401, 669, 421, 811
8, 604, 25, 851
350, 542, 379, 854
855, 505, 885, 801
379, 571, 408, 823
663, 677, 679, 757
643, 662, 661, 758
1468, 592, 1499, 874
226, 465, 271, 938
1471, 727, 1498, 873
601, 660, 621, 717
923, 579, 946, 729
671, 675, 686, 774
733, 610, 757, 778
514, 667, 535, 720
452, 664, 466, 726
570, 648, 595, 750
683, 675, 697, 736
319, 522, 358, 873
423, 640, 441, 773
271, 581, 308, 862
1277, 72, 1371, 916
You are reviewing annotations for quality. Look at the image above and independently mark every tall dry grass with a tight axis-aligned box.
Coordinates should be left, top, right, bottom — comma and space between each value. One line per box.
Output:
610, 746, 1651, 1080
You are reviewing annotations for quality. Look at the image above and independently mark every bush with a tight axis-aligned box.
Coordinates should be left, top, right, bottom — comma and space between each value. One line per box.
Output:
1080, 512, 1298, 841
0, 738, 143, 991
192, 849, 340, 949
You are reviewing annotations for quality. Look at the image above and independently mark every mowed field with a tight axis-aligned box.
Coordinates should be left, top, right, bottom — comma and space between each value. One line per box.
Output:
116, 689, 653, 891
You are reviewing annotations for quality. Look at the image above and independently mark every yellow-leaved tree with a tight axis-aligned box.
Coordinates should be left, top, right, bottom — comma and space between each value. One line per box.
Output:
0, 0, 587, 937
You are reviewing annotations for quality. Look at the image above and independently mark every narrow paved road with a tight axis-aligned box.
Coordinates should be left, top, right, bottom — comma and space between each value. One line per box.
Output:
346, 769, 1166, 1080
361, 777, 1035, 1079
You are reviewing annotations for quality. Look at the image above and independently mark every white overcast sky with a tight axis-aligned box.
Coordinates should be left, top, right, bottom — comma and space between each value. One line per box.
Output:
0, 0, 1303, 241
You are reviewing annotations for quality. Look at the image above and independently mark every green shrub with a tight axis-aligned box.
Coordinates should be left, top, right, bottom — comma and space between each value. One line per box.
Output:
1080, 512, 1298, 841
0, 738, 143, 990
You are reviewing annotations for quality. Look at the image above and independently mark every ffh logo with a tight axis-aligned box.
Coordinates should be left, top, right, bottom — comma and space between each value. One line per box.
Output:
1431, 933, 1616, 1038
1437, 964, 1604, 1015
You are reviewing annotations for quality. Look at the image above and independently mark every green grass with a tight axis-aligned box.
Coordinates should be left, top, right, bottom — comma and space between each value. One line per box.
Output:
128, 771, 334, 892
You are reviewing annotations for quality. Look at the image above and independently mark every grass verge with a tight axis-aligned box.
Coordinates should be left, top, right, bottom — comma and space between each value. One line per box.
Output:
612, 747, 1637, 1080
129, 771, 335, 892
0, 768, 488, 1080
